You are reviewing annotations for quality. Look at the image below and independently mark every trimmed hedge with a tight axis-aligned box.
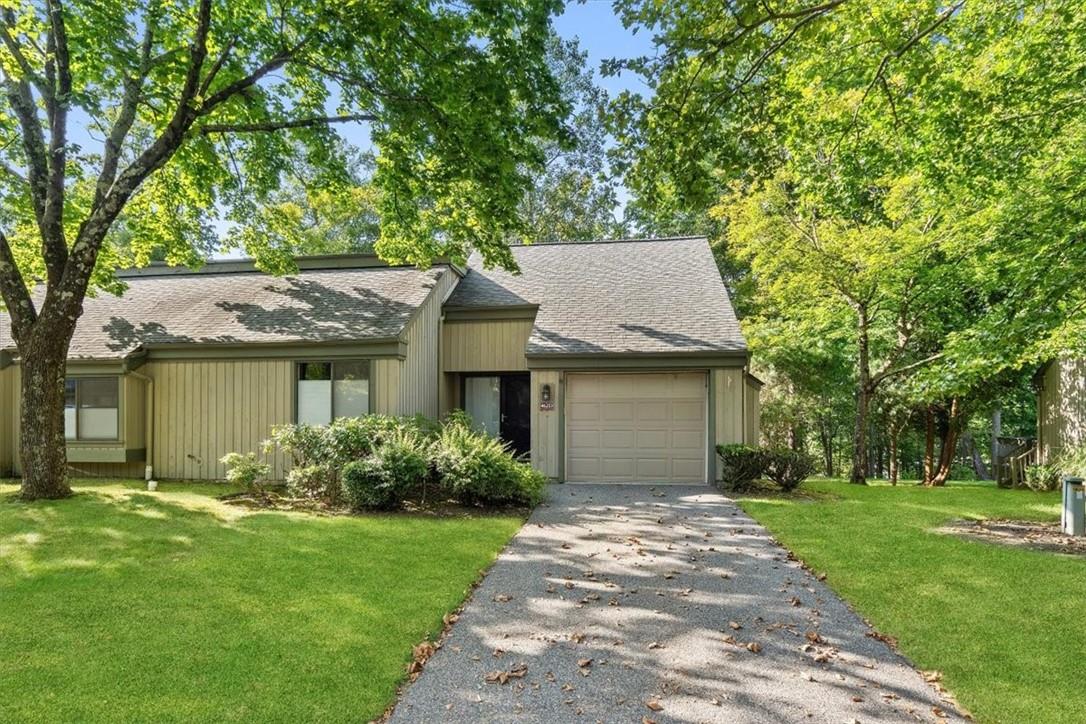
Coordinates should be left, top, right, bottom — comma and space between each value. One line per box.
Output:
342, 430, 430, 510
716, 444, 769, 491
716, 444, 814, 493
433, 419, 547, 507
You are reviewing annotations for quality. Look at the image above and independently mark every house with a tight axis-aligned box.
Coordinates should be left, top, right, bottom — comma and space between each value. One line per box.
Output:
1036, 357, 1086, 463
0, 236, 761, 484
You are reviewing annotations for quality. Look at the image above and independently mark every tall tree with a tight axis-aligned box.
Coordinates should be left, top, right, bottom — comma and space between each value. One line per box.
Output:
610, 0, 1086, 482
0, 0, 569, 500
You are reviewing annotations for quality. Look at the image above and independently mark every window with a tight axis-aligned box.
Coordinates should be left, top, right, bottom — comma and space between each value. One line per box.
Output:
65, 377, 119, 441
296, 361, 370, 425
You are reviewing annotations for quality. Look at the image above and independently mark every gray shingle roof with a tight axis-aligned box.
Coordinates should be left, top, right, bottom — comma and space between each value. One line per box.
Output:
449, 237, 747, 356
1, 264, 450, 359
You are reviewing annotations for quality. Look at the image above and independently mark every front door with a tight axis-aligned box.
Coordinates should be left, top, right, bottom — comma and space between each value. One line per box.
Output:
463, 374, 531, 457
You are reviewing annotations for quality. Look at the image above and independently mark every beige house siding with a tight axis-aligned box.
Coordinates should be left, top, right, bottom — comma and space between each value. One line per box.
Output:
1038, 358, 1086, 463
147, 359, 293, 480
530, 369, 562, 479
371, 268, 458, 417
713, 368, 747, 448
0, 365, 13, 475
744, 377, 762, 446
443, 319, 532, 372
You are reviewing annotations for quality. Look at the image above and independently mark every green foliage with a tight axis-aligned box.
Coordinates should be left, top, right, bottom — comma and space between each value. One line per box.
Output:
715, 444, 768, 492
265, 415, 426, 501
341, 430, 431, 511
764, 449, 815, 493
1056, 447, 1086, 481
218, 452, 272, 495
433, 418, 547, 507
1022, 464, 1061, 493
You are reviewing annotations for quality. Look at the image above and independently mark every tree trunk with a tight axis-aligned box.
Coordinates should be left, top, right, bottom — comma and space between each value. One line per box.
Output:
889, 421, 901, 485
18, 340, 72, 500
923, 406, 935, 485
849, 306, 872, 485
929, 398, 961, 487
964, 432, 989, 479
818, 416, 834, 476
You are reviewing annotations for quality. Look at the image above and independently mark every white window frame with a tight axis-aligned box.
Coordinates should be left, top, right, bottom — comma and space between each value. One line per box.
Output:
65, 376, 121, 442
294, 360, 371, 425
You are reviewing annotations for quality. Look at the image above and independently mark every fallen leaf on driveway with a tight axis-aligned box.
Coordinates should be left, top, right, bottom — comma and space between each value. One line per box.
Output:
805, 630, 824, 644
646, 698, 664, 711
492, 594, 513, 602
923, 670, 943, 683
728, 621, 742, 630
648, 641, 665, 649
746, 642, 762, 653
789, 596, 802, 607
577, 658, 592, 668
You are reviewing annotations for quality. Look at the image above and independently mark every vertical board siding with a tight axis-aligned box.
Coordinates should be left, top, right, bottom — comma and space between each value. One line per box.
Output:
397, 269, 458, 417
713, 368, 746, 448
442, 319, 533, 372
373, 358, 402, 415
530, 370, 562, 479
1040, 358, 1086, 462
0, 365, 12, 475
147, 359, 292, 480
124, 375, 146, 450
744, 379, 761, 445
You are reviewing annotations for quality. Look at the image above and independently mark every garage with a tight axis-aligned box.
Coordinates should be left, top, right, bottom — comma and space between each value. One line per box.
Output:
565, 372, 708, 483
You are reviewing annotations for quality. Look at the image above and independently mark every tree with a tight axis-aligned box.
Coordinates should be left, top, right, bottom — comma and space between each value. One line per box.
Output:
519, 36, 625, 242
0, 0, 569, 500
609, 0, 1086, 482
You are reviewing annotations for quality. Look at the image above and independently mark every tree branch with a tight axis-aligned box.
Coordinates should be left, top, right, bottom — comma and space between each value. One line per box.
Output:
872, 352, 943, 385
41, 0, 73, 284
198, 113, 377, 134
0, 230, 35, 343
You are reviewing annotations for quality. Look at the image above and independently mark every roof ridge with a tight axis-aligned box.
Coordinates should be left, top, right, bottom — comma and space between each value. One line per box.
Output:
514, 235, 707, 248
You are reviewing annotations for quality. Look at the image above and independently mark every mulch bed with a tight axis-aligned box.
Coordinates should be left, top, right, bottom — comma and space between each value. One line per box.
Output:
938, 518, 1086, 557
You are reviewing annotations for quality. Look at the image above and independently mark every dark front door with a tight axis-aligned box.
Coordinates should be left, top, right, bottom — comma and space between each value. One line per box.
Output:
463, 373, 531, 458
499, 374, 531, 458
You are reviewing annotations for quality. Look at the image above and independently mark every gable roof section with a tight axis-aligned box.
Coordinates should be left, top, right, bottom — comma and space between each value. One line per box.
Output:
1, 263, 454, 360
446, 236, 747, 357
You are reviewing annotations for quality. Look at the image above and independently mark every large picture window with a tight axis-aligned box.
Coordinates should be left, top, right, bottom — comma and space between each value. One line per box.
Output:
64, 377, 120, 441
296, 361, 370, 425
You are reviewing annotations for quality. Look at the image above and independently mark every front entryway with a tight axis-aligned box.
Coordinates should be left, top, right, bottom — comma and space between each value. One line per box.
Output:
565, 371, 708, 483
463, 373, 531, 456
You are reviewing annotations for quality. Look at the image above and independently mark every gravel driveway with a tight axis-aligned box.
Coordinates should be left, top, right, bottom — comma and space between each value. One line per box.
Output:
389, 484, 964, 723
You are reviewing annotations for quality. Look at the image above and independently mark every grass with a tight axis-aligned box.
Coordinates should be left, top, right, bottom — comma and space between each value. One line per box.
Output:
0, 479, 523, 722
736, 479, 1082, 724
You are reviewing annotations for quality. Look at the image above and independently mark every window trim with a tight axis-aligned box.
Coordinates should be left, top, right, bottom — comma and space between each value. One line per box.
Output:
65, 375, 122, 443
293, 359, 374, 424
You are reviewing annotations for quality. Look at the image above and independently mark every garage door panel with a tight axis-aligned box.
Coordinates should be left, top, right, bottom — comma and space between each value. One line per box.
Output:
602, 430, 635, 448
672, 429, 705, 451
569, 429, 602, 449
566, 372, 707, 483
602, 401, 636, 421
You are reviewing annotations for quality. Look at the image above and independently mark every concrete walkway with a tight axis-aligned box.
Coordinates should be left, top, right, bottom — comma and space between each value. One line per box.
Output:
390, 485, 963, 723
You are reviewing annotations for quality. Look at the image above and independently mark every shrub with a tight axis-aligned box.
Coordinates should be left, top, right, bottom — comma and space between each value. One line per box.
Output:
716, 444, 769, 491
341, 430, 430, 510
433, 420, 546, 506
220, 452, 272, 495
265, 415, 427, 501
1057, 446, 1086, 480
1023, 463, 1061, 492
764, 448, 815, 492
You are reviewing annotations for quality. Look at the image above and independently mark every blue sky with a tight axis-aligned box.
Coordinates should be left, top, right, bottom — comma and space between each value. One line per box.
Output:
554, 1, 656, 98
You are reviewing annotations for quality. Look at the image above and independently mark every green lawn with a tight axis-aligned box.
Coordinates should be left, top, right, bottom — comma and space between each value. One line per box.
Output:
737, 479, 1081, 724
0, 479, 523, 722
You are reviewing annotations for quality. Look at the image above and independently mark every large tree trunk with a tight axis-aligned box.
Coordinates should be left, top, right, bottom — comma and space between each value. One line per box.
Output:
820, 421, 834, 477
849, 307, 872, 485
929, 398, 961, 487
18, 338, 72, 500
888, 420, 901, 485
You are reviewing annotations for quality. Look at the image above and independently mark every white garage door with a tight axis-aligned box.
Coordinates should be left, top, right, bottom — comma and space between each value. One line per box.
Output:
566, 372, 708, 483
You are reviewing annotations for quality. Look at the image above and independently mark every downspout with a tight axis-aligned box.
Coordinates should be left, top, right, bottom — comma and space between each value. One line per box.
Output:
125, 366, 155, 481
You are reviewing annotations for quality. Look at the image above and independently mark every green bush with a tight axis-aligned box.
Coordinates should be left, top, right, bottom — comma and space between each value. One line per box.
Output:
716, 444, 769, 491
1056, 446, 1086, 480
219, 452, 272, 495
433, 419, 546, 506
764, 448, 815, 492
265, 415, 428, 501
1023, 463, 1061, 492
341, 430, 430, 510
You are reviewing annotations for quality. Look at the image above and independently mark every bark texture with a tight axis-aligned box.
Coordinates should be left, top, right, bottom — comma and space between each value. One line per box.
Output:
17, 339, 71, 499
